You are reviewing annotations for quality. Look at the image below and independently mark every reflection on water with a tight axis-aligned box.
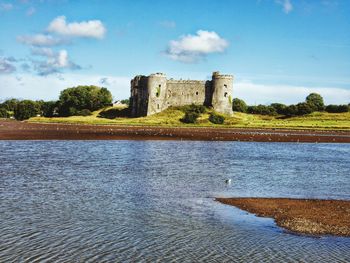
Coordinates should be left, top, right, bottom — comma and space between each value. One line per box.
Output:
0, 141, 349, 262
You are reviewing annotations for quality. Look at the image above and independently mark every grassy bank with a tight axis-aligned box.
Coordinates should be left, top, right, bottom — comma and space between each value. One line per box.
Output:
29, 106, 350, 130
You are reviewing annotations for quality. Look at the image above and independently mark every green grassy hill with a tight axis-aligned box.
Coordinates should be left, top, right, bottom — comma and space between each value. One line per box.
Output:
29, 106, 350, 130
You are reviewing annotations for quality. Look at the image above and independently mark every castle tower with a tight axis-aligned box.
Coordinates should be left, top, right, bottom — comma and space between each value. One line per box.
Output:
147, 73, 167, 115
211, 71, 233, 115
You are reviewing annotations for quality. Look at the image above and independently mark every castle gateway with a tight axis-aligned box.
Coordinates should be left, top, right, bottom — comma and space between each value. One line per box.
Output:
130, 71, 233, 117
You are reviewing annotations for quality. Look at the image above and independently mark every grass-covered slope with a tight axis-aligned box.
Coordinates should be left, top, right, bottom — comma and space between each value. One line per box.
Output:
29, 106, 350, 130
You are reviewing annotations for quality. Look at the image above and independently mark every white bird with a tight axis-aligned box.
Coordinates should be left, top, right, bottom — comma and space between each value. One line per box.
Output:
225, 179, 232, 184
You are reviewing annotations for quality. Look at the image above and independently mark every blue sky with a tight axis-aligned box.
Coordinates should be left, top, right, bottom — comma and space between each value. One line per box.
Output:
0, 0, 349, 104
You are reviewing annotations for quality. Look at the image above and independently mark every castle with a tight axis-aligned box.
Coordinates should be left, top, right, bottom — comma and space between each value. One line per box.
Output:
130, 71, 233, 117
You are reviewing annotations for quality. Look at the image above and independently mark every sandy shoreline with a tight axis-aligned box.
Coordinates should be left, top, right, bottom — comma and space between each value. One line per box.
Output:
216, 198, 350, 237
0, 120, 349, 142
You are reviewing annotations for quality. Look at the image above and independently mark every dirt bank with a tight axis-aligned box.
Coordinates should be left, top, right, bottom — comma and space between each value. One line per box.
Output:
216, 197, 350, 237
0, 120, 349, 142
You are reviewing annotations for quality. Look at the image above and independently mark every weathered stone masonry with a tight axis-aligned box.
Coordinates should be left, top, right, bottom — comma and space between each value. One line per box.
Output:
130, 71, 233, 117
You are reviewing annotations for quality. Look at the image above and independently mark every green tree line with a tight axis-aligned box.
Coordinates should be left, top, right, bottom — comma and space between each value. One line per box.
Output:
232, 93, 349, 116
0, 85, 112, 120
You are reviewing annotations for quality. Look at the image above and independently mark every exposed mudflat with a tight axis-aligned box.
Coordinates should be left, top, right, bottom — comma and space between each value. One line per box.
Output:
0, 120, 349, 142
216, 198, 350, 237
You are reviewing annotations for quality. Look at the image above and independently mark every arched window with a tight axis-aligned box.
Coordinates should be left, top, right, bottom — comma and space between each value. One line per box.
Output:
224, 84, 227, 88
224, 92, 228, 97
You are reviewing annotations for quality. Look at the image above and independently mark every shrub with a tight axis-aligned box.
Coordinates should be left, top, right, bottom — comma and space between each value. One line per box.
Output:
181, 111, 199, 123
209, 112, 225, 124
182, 104, 206, 114
98, 107, 130, 119
247, 105, 277, 115
325, 104, 349, 113
270, 103, 287, 115
306, 93, 324, 111
232, 98, 247, 112
282, 104, 299, 116
296, 102, 314, 115
14, 100, 41, 120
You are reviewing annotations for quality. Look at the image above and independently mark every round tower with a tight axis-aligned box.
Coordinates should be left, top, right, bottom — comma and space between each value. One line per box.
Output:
147, 73, 167, 115
211, 71, 234, 115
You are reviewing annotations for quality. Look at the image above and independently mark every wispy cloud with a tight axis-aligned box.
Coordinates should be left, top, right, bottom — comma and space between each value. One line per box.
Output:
26, 6, 36, 16
166, 30, 229, 63
159, 20, 176, 29
0, 2, 13, 11
275, 0, 293, 14
0, 57, 16, 74
47, 16, 106, 39
17, 34, 67, 47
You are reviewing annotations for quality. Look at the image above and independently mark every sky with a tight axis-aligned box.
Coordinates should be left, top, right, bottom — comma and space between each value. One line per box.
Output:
0, 0, 350, 104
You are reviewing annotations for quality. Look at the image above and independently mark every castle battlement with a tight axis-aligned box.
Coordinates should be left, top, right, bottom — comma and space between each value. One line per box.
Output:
130, 71, 233, 117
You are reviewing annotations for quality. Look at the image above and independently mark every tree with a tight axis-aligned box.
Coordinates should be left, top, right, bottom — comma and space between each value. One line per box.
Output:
14, 100, 41, 120
325, 104, 349, 113
283, 104, 299, 116
0, 107, 9, 118
270, 103, 287, 115
58, 86, 112, 116
1, 99, 19, 111
247, 105, 277, 115
306, 93, 324, 111
41, 101, 58, 117
296, 102, 313, 115
232, 98, 247, 112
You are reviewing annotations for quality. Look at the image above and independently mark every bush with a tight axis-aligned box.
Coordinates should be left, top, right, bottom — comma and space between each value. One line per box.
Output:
98, 107, 130, 119
296, 102, 314, 115
209, 112, 225, 124
325, 104, 349, 113
247, 105, 277, 115
181, 111, 199, 123
270, 103, 287, 115
76, 109, 92, 116
0, 107, 9, 118
306, 93, 324, 111
282, 104, 299, 116
14, 100, 41, 120
232, 98, 247, 112
58, 86, 112, 116
182, 104, 206, 114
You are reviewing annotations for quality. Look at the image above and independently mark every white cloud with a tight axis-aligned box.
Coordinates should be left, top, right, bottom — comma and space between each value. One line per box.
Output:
30, 48, 81, 76
0, 3, 13, 11
0, 74, 130, 100
275, 0, 293, 14
17, 34, 66, 46
235, 80, 350, 105
166, 30, 229, 63
47, 16, 106, 39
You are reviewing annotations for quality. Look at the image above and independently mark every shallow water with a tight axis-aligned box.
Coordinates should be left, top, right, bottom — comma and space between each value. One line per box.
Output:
0, 141, 349, 262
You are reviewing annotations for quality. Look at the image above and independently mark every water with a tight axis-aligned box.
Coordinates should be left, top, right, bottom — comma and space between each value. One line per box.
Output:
0, 141, 349, 262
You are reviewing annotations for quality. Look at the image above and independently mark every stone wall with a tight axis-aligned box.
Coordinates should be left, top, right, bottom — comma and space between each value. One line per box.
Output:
130, 72, 233, 117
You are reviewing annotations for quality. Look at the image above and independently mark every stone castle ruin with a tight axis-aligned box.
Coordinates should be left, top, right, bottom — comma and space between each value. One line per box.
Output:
130, 71, 233, 117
